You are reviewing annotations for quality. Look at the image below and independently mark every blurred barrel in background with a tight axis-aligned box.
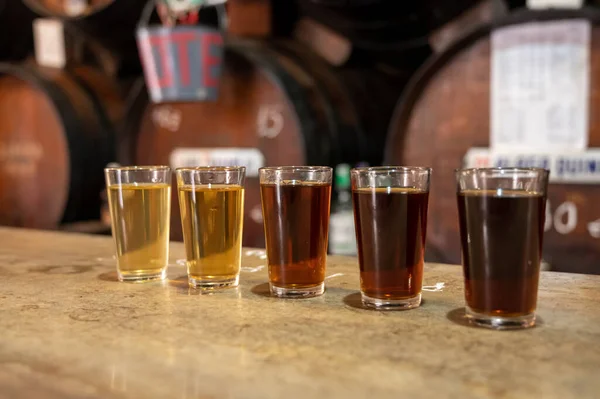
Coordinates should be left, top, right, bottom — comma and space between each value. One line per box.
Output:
119, 39, 406, 247
298, 0, 483, 42
386, 8, 600, 275
0, 0, 38, 61
22, 0, 148, 77
295, 0, 525, 70
0, 63, 123, 229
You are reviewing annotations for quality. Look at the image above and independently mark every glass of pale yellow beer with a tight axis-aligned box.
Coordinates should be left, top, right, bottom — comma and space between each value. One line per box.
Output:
176, 167, 245, 290
105, 166, 172, 282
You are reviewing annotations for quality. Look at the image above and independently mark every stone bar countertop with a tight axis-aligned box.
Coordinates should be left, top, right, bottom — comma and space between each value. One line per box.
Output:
0, 227, 599, 399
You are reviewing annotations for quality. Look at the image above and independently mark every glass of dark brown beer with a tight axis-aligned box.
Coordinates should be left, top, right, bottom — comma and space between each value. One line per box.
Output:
259, 166, 332, 298
456, 167, 550, 330
351, 166, 431, 310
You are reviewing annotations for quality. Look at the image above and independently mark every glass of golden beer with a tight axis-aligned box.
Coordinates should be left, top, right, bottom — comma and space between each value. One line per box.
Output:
104, 166, 172, 282
176, 166, 245, 290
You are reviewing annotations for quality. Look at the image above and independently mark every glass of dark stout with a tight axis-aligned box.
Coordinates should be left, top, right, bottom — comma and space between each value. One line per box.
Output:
456, 167, 549, 330
351, 166, 431, 310
259, 166, 332, 298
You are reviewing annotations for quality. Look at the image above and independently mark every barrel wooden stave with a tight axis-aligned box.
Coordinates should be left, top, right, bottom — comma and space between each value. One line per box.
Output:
386, 9, 600, 274
0, 75, 69, 227
545, 186, 600, 274
0, 64, 122, 229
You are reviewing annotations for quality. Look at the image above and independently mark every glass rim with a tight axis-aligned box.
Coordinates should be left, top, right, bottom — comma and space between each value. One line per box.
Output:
352, 166, 432, 174
105, 165, 170, 172
176, 166, 246, 173
455, 167, 549, 175
259, 166, 332, 172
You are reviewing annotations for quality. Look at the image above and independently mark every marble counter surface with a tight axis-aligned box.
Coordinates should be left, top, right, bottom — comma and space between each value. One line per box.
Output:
0, 227, 598, 399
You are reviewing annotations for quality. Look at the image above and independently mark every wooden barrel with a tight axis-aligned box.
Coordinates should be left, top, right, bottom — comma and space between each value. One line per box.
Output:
0, 63, 123, 228
385, 8, 600, 275
0, 0, 38, 61
22, 0, 148, 77
295, 1, 533, 78
298, 0, 484, 43
119, 39, 405, 247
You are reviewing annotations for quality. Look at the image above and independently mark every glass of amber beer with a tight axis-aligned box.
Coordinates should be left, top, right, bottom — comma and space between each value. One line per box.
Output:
105, 166, 172, 282
351, 167, 431, 310
176, 167, 245, 290
456, 167, 549, 330
260, 166, 332, 298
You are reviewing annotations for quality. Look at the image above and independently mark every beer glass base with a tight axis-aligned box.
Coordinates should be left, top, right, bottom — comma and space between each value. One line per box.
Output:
270, 282, 325, 298
361, 293, 421, 310
465, 307, 536, 330
118, 269, 167, 283
189, 275, 239, 290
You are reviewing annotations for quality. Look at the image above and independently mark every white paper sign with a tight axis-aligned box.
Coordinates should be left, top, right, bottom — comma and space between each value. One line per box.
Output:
33, 19, 66, 69
64, 0, 87, 16
329, 211, 357, 256
464, 147, 600, 184
527, 0, 583, 9
170, 148, 265, 177
491, 20, 590, 151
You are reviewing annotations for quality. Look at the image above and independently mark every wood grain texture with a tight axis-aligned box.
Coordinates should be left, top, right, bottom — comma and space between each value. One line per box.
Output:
0, 227, 598, 399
